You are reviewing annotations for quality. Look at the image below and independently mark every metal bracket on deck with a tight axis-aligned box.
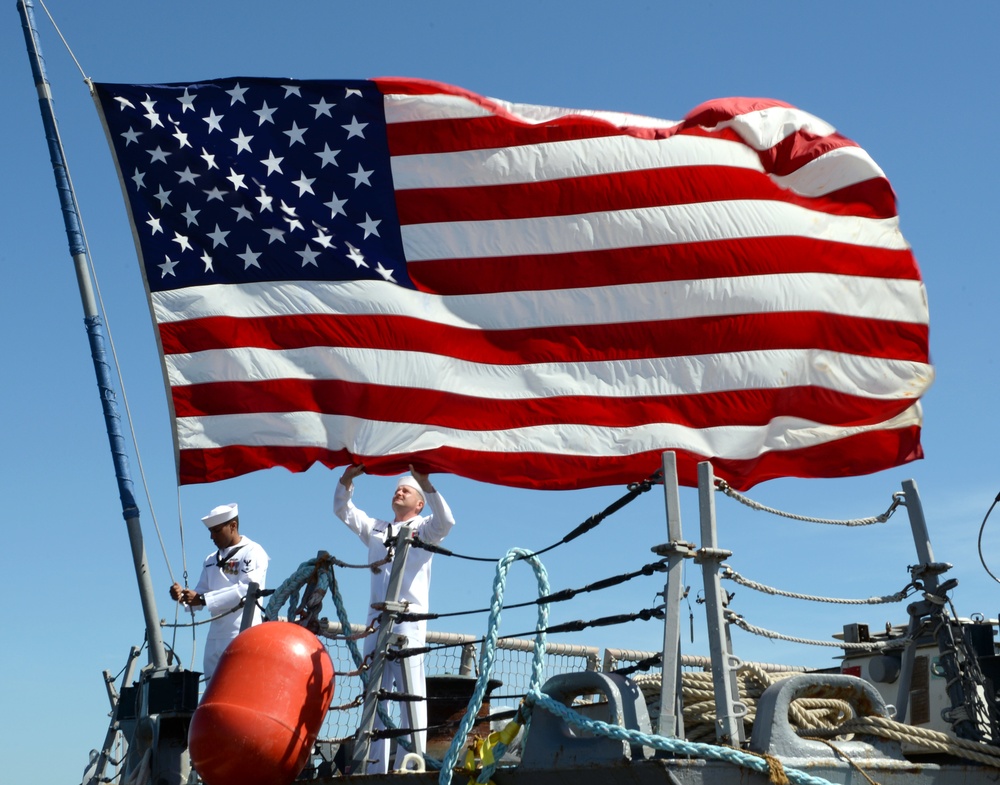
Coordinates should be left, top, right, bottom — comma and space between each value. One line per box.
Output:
749, 673, 905, 762
521, 672, 653, 768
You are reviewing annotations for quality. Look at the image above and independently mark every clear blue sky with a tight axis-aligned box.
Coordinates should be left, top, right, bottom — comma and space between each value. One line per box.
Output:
4, 2, 1000, 783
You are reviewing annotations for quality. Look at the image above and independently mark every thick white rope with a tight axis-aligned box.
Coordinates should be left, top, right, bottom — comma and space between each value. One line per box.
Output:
717, 481, 902, 527
723, 567, 911, 605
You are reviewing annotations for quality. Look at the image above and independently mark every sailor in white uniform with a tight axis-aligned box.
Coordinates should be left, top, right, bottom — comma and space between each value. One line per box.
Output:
169, 503, 269, 680
335, 465, 456, 773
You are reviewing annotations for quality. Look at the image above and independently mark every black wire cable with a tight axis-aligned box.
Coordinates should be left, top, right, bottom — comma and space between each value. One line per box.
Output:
396, 558, 668, 622
388, 605, 666, 660
369, 708, 519, 740
611, 652, 663, 676
410, 469, 661, 563
977, 491, 1000, 584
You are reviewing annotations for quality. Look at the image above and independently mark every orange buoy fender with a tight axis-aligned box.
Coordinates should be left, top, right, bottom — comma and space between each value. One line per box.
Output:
188, 621, 336, 785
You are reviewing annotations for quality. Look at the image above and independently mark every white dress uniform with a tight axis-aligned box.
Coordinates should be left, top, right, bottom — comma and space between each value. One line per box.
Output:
334, 479, 455, 773
192, 534, 269, 679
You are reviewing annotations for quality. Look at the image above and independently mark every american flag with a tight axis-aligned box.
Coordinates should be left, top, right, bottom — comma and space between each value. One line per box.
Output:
93, 78, 931, 490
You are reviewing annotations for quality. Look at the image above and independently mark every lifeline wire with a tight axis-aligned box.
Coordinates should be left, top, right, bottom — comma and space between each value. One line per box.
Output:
162, 599, 247, 628
726, 611, 896, 651
392, 605, 665, 660
397, 558, 668, 621
369, 708, 519, 740
976, 491, 1000, 585
413, 470, 659, 563
717, 479, 902, 526
722, 566, 915, 605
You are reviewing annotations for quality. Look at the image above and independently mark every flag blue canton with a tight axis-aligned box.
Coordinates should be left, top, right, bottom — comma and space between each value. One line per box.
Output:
95, 79, 411, 292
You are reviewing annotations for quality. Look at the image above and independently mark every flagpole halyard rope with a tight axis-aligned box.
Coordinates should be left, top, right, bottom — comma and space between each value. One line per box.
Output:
36, 0, 89, 80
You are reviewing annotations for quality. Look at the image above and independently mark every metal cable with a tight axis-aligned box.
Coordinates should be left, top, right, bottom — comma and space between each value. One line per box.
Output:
398, 558, 668, 622
412, 471, 660, 563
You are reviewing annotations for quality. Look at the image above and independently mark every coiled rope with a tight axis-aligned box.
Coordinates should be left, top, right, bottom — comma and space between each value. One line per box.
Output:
807, 715, 1000, 768
266, 555, 334, 621
662, 670, 1000, 773
633, 665, 852, 745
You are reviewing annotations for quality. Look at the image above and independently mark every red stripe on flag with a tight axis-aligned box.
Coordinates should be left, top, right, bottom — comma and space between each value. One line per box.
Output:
405, 239, 920, 295
386, 112, 633, 156
158, 312, 929, 365
684, 97, 798, 123
176, 425, 923, 490
394, 166, 896, 226
376, 77, 684, 143
171, 378, 912, 431
681, 97, 865, 177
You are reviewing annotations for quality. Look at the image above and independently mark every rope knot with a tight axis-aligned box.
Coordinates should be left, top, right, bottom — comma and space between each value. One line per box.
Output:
761, 753, 790, 785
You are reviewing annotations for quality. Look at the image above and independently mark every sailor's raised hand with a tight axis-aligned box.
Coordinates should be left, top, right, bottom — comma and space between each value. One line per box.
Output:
340, 463, 365, 488
409, 464, 435, 493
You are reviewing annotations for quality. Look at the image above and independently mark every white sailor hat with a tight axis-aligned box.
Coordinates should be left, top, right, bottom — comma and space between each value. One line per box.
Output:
201, 503, 239, 529
396, 476, 425, 502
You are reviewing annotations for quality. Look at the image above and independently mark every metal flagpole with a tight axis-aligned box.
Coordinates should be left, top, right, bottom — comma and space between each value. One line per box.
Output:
17, 0, 168, 670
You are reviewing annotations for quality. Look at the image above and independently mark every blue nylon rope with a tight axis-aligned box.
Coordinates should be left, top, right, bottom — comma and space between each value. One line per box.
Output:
439, 548, 550, 785
523, 689, 838, 785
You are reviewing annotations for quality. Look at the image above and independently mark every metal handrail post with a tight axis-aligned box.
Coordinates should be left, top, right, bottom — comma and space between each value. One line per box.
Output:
652, 451, 693, 738
240, 582, 260, 631
695, 461, 746, 744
